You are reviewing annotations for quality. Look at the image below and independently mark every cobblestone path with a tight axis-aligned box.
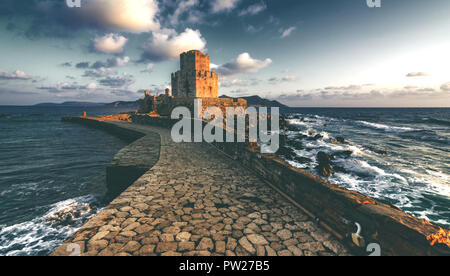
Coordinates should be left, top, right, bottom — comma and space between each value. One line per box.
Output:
52, 121, 350, 256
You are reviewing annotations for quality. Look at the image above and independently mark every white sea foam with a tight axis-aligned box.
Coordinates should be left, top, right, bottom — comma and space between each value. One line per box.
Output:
355, 120, 418, 133
283, 112, 450, 226
0, 195, 100, 256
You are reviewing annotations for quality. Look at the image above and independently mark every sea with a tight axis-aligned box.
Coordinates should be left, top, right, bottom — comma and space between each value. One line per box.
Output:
0, 106, 131, 256
283, 108, 449, 227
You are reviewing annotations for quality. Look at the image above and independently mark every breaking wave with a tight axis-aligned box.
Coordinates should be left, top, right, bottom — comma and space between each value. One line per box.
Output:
355, 120, 419, 133
0, 195, 100, 256
282, 109, 450, 226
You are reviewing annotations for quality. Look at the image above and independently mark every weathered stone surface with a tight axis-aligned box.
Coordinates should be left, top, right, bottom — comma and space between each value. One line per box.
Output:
156, 242, 178, 253
297, 242, 326, 252
247, 234, 269, 246
215, 241, 226, 254
178, 242, 195, 252
87, 239, 108, 252
226, 238, 237, 251
197, 238, 214, 251
278, 250, 293, 256
287, 245, 303, 256
276, 229, 293, 240
256, 245, 266, 256
239, 237, 256, 254
176, 232, 191, 242
138, 245, 156, 256
265, 245, 277, 256
121, 241, 141, 253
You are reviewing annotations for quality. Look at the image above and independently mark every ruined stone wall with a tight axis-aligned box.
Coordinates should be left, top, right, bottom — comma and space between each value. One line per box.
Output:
167, 97, 247, 118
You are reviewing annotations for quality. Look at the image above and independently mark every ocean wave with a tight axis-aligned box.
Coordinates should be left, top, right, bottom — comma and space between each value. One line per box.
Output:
422, 117, 450, 127
355, 120, 419, 133
284, 111, 450, 226
0, 195, 100, 256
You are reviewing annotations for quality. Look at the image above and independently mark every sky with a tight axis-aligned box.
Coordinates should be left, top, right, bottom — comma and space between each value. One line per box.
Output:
0, 0, 449, 107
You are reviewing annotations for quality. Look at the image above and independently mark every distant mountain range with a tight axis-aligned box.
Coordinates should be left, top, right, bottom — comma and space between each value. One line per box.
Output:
34, 95, 289, 110
34, 101, 106, 107
34, 100, 143, 109
220, 95, 290, 110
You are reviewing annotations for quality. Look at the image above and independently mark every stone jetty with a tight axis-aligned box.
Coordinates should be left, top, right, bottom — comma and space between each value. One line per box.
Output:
52, 117, 350, 256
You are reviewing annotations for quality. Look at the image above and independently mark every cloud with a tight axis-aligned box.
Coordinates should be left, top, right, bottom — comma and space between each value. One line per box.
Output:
91, 57, 130, 69
2, 0, 161, 38
141, 64, 155, 73
246, 25, 263, 33
37, 82, 98, 93
282, 76, 297, 82
83, 67, 118, 78
213, 53, 272, 76
76, 62, 90, 69
268, 75, 297, 84
273, 84, 449, 106
92, 34, 128, 54
60, 62, 72, 67
404, 86, 418, 90
441, 82, 450, 91
168, 0, 201, 26
99, 74, 134, 88
325, 85, 363, 91
141, 28, 207, 62
0, 70, 32, 80
77, 0, 160, 33
78, 57, 130, 78
280, 26, 296, 38
211, 0, 240, 13
406, 72, 430, 77
220, 78, 259, 87
239, 2, 267, 16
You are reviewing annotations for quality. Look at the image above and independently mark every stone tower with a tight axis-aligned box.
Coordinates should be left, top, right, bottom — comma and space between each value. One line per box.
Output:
171, 50, 219, 98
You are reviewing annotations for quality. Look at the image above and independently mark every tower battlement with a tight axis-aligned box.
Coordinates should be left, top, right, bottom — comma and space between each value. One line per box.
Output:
171, 50, 219, 98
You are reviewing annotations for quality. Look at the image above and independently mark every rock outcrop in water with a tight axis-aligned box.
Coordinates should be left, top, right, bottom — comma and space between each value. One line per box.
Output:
47, 203, 97, 227
316, 152, 334, 177
329, 137, 346, 144
0, 114, 7, 119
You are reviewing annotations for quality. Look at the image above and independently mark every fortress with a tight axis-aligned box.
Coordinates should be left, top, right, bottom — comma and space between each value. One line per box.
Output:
139, 50, 246, 116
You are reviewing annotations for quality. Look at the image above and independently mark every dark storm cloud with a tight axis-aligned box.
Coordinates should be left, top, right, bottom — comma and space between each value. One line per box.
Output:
75, 62, 90, 69
99, 75, 134, 88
